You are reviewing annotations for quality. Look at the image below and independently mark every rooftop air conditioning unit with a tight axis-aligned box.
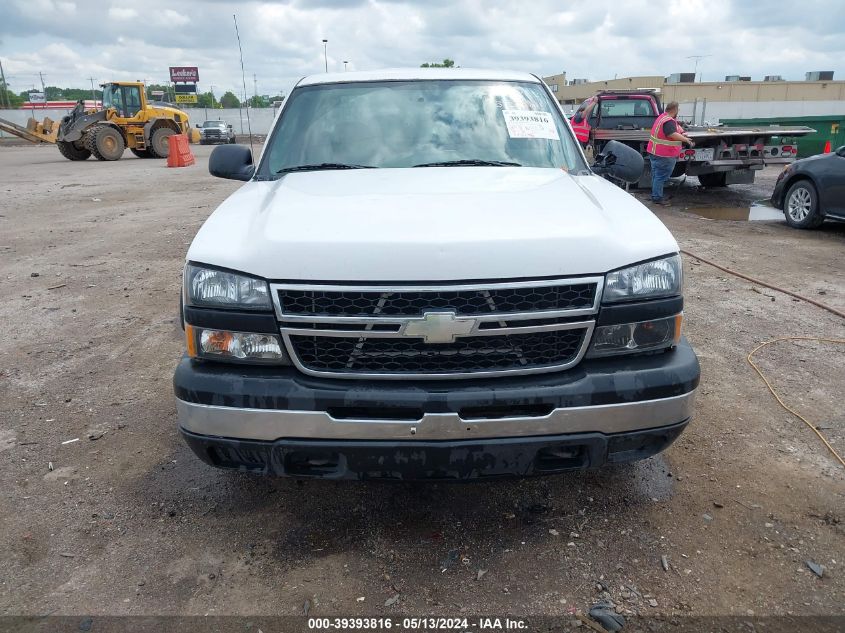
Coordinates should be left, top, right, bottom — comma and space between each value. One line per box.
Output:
805, 71, 834, 81
667, 73, 696, 84
764, 75, 784, 82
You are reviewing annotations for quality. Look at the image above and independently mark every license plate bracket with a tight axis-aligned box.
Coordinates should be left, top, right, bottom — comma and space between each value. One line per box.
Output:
694, 147, 714, 161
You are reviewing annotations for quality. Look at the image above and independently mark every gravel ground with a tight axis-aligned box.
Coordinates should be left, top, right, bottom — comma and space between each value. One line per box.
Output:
0, 145, 843, 620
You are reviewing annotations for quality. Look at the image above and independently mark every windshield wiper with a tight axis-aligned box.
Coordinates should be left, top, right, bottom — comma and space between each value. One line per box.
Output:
412, 159, 522, 167
276, 163, 376, 174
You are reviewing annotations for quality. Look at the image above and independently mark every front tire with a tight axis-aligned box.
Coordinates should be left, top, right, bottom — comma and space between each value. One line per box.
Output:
148, 127, 176, 158
784, 180, 823, 229
85, 125, 125, 161
57, 140, 91, 161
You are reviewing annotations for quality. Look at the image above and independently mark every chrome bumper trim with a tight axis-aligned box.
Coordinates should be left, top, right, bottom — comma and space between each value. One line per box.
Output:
176, 390, 696, 442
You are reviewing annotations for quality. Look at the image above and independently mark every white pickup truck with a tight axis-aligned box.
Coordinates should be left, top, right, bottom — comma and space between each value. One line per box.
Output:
174, 69, 700, 480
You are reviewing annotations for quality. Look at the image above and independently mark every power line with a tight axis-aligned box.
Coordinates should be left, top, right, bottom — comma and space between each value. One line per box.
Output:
233, 14, 254, 155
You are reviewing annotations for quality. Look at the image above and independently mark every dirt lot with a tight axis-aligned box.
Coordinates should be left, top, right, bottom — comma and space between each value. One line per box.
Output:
1, 144, 843, 621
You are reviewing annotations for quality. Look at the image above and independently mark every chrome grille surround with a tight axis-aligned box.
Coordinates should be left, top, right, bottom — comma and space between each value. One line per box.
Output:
271, 277, 603, 380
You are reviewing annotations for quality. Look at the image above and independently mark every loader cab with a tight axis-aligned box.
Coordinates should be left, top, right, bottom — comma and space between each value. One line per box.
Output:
101, 83, 145, 120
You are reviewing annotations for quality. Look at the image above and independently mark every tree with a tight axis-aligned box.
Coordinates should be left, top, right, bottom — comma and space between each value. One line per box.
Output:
220, 91, 240, 108
196, 92, 218, 108
421, 58, 455, 68
248, 95, 268, 108
0, 83, 23, 108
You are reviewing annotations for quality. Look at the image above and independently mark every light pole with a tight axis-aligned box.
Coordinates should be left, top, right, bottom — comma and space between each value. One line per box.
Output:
322, 39, 328, 72
686, 55, 712, 82
343, 61, 348, 72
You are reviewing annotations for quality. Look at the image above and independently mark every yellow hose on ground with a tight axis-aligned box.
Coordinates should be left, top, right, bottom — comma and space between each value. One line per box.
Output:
747, 337, 845, 468
680, 250, 845, 469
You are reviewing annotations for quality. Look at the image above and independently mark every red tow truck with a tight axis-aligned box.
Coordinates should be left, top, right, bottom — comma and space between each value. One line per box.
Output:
571, 90, 814, 187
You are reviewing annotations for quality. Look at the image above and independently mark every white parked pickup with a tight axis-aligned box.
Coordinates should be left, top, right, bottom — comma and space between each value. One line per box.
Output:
174, 68, 700, 480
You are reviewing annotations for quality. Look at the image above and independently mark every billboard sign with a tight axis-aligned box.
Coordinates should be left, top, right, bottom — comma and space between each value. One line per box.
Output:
175, 94, 198, 104
29, 91, 46, 103
174, 83, 197, 94
170, 66, 199, 83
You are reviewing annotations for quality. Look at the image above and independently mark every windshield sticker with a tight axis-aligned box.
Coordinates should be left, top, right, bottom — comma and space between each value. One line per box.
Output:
502, 110, 559, 140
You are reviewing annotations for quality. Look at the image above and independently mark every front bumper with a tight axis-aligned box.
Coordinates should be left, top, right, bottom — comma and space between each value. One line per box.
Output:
174, 337, 699, 479
771, 177, 787, 209
181, 420, 689, 480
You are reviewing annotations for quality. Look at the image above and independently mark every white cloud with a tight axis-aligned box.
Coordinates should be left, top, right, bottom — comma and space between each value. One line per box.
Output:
108, 7, 138, 20
1, 0, 843, 98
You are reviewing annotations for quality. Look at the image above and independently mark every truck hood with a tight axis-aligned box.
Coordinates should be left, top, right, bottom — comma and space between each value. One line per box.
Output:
187, 167, 679, 281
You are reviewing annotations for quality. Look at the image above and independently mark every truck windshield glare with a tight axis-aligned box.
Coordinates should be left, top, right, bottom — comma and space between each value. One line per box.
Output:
262, 80, 586, 176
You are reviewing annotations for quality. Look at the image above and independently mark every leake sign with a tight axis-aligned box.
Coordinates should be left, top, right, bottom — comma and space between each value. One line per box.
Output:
170, 66, 199, 83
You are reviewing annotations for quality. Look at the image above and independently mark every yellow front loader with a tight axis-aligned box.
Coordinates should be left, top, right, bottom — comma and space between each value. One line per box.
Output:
0, 81, 199, 161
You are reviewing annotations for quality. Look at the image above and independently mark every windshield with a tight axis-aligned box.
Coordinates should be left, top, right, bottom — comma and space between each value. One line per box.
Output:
203, 121, 226, 128
260, 80, 585, 177
102, 85, 117, 109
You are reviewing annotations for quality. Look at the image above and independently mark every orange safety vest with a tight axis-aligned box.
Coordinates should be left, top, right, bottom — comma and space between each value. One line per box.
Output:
647, 113, 682, 158
570, 113, 591, 143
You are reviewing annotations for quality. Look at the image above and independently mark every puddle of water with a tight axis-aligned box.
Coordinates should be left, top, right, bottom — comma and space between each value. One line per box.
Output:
685, 201, 784, 222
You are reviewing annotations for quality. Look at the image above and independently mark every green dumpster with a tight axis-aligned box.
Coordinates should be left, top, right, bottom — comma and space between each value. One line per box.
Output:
719, 115, 844, 158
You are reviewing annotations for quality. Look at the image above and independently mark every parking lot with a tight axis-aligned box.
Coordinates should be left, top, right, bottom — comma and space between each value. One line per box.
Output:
1, 144, 843, 619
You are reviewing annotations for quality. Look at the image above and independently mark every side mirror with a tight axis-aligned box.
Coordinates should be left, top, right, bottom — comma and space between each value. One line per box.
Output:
592, 140, 644, 184
195, 124, 200, 128
228, 125, 233, 130
836, 146, 845, 157
209, 144, 254, 181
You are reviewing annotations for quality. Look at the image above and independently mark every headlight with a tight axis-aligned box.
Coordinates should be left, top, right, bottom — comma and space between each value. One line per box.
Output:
603, 255, 682, 303
186, 325, 288, 364
587, 314, 682, 358
185, 264, 271, 310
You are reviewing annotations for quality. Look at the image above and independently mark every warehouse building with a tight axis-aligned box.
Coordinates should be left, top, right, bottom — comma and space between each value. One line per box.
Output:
543, 72, 845, 124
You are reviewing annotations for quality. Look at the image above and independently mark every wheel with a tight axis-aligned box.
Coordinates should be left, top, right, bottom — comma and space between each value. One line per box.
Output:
130, 148, 153, 158
84, 125, 125, 161
698, 172, 727, 187
56, 140, 91, 161
784, 180, 824, 229
229, 137, 236, 144
148, 127, 176, 158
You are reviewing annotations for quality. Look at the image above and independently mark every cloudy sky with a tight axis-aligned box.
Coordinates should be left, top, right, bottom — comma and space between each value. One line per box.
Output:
2, 0, 843, 99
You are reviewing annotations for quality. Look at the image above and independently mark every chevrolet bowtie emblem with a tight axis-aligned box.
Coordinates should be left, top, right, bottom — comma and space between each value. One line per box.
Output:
402, 311, 477, 344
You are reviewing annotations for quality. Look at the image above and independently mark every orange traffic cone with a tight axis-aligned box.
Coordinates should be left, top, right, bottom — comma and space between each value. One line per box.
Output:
167, 134, 196, 168
823, 140, 832, 153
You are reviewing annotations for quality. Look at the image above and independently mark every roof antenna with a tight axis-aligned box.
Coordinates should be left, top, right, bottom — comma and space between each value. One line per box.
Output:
233, 14, 254, 158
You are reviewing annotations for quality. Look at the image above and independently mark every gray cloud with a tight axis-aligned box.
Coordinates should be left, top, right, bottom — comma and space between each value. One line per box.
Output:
1, 0, 843, 99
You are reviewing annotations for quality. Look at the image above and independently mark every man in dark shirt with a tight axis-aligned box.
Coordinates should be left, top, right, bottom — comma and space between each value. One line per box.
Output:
648, 102, 694, 205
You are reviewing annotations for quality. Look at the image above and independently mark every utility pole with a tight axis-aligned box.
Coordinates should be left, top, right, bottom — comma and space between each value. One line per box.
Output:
686, 55, 712, 82
253, 73, 257, 107
38, 71, 46, 95
322, 39, 328, 72
343, 61, 348, 72
209, 84, 216, 107
0, 59, 8, 109
88, 77, 97, 103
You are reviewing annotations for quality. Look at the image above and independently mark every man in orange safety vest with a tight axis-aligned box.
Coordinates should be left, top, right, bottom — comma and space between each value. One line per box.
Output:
646, 101, 694, 205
